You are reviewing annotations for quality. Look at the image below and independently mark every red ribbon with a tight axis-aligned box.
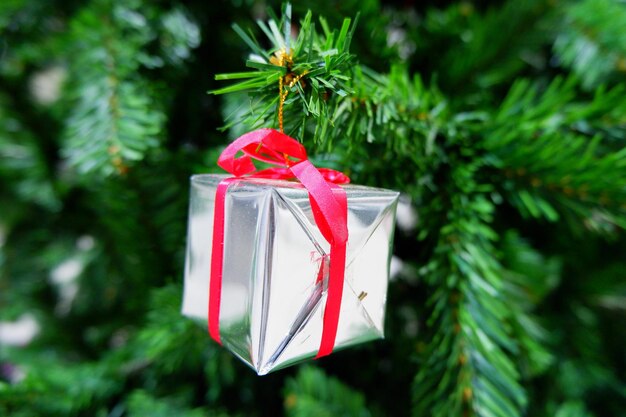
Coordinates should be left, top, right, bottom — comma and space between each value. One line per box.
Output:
209, 128, 350, 359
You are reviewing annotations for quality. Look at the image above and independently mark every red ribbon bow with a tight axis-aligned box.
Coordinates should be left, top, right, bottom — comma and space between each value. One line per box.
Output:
209, 128, 350, 358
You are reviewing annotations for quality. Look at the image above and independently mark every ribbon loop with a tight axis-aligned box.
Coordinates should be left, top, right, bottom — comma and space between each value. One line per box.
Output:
218, 128, 309, 174
209, 128, 350, 359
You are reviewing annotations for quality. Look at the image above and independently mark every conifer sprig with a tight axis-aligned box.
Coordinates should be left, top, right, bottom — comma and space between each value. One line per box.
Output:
554, 0, 626, 89
485, 77, 626, 230
62, 1, 165, 177
211, 4, 357, 143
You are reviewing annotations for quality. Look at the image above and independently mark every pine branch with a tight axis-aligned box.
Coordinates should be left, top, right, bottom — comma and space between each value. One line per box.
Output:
0, 354, 120, 416
500, 232, 559, 378
120, 286, 239, 414
126, 390, 230, 417
0, 209, 81, 326
211, 5, 359, 145
158, 7, 201, 68
124, 286, 206, 373
553, 401, 595, 417
435, 0, 552, 89
212, 7, 456, 162
0, 285, 232, 416
0, 93, 59, 210
81, 170, 182, 315
483, 77, 626, 231
62, 0, 165, 177
284, 366, 371, 417
554, 0, 626, 89
413, 161, 527, 417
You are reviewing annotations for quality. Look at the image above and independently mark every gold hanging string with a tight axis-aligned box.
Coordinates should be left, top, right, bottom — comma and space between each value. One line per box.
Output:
278, 69, 286, 133
270, 48, 307, 134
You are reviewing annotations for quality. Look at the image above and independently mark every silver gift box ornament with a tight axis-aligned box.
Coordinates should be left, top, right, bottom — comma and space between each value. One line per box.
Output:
182, 174, 399, 375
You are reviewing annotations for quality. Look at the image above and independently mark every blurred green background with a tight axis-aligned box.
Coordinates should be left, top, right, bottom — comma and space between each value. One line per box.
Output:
1, 0, 625, 416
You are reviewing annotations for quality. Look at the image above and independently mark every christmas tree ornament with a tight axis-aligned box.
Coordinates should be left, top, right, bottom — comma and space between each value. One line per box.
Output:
182, 128, 399, 374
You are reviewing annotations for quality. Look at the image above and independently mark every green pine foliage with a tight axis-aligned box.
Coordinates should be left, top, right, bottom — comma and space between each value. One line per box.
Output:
1, 1, 625, 416
284, 366, 371, 417
63, 0, 166, 176
0, 94, 58, 210
554, 0, 626, 90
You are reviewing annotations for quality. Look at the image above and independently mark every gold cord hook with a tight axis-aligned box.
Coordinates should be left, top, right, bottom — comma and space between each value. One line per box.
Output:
271, 48, 306, 134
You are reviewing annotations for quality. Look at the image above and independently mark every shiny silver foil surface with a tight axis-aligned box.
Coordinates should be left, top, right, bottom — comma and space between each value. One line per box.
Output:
182, 174, 399, 375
